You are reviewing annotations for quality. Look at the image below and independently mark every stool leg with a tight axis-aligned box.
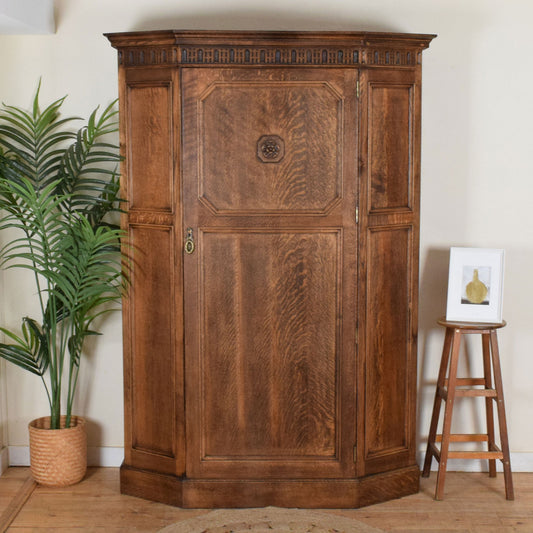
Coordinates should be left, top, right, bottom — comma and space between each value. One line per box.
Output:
489, 330, 514, 500
435, 328, 462, 500
422, 327, 453, 477
482, 333, 497, 477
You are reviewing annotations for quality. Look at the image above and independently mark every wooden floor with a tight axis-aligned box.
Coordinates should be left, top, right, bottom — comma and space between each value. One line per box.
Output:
0, 467, 530, 532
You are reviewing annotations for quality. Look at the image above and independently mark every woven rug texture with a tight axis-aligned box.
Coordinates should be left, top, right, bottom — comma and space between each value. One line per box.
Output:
158, 506, 384, 532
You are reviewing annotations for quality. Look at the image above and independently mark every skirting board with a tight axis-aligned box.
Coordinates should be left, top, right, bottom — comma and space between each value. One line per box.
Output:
0, 447, 9, 476
7, 446, 124, 468
4, 447, 533, 472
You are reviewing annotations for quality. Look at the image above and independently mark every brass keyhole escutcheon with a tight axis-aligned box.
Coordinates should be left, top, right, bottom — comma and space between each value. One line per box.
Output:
185, 227, 195, 254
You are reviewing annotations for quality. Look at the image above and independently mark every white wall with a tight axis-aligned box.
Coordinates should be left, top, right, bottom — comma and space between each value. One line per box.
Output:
0, 0, 532, 465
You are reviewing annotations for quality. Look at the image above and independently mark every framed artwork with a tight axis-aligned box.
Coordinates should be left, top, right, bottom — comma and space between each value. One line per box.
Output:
445, 247, 505, 323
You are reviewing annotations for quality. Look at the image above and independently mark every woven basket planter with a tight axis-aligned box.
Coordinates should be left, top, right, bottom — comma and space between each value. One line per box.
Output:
28, 415, 87, 487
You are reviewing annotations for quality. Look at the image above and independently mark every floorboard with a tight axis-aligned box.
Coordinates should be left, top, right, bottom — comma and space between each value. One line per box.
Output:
0, 468, 530, 532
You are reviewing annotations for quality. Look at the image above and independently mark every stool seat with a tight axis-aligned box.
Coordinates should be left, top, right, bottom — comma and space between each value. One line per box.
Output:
422, 318, 514, 500
437, 318, 506, 330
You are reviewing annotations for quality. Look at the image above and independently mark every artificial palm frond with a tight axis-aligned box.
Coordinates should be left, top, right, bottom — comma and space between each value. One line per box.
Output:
0, 317, 49, 376
56, 99, 123, 222
0, 83, 127, 429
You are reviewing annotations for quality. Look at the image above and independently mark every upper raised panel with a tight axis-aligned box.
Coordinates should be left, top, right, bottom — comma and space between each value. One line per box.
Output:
368, 83, 414, 213
198, 81, 343, 215
127, 82, 174, 212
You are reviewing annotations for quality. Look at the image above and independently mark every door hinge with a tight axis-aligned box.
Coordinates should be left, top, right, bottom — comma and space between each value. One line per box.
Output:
356, 80, 360, 99
355, 206, 359, 224
355, 326, 359, 345
353, 445, 357, 463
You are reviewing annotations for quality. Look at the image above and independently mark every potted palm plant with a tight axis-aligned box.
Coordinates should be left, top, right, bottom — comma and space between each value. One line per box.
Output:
0, 83, 127, 486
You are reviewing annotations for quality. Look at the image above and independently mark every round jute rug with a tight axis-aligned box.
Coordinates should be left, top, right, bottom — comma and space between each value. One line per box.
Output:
158, 507, 384, 533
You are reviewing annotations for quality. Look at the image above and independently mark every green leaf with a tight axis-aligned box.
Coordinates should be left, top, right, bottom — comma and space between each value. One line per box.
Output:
0, 317, 49, 376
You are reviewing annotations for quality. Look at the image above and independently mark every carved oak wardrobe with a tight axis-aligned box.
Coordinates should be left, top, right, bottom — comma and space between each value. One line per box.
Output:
106, 30, 435, 508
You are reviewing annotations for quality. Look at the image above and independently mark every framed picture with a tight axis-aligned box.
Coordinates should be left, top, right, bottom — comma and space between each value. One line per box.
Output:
445, 247, 505, 323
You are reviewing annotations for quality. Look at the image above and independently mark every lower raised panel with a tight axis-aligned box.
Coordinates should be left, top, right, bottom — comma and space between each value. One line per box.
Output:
364, 225, 415, 473
199, 231, 339, 462
120, 463, 420, 508
127, 224, 179, 473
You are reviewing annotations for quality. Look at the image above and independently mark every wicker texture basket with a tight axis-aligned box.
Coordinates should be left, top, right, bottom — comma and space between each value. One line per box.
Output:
28, 415, 87, 487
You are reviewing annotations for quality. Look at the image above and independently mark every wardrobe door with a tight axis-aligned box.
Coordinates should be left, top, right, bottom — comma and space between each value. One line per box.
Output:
181, 67, 359, 480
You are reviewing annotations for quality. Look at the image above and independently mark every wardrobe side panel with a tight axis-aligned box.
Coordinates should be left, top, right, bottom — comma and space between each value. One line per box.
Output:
359, 68, 420, 476
122, 68, 183, 475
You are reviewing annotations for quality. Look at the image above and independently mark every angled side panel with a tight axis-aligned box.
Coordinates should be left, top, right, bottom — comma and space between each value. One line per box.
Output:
121, 68, 184, 475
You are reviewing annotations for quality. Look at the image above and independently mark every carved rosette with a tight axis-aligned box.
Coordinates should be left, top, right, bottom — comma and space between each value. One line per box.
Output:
257, 135, 285, 163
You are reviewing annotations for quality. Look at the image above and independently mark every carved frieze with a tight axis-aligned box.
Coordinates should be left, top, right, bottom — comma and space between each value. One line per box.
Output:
117, 45, 422, 67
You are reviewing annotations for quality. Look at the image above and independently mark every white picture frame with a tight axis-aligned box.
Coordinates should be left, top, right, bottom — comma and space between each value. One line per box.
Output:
445, 247, 505, 323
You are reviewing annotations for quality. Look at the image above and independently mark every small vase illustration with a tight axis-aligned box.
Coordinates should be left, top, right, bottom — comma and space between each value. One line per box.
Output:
465, 269, 488, 304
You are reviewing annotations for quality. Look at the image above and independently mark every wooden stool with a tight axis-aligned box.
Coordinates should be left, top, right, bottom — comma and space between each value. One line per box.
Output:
422, 318, 514, 500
